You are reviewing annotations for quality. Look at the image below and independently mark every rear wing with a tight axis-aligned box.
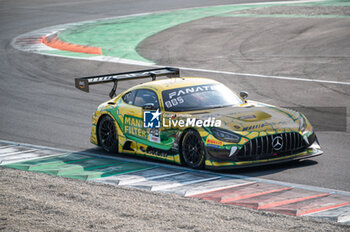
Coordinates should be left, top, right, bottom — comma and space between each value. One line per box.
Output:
75, 67, 180, 98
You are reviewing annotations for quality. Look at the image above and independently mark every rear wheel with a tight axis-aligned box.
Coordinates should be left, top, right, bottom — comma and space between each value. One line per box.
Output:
98, 115, 118, 152
181, 130, 206, 169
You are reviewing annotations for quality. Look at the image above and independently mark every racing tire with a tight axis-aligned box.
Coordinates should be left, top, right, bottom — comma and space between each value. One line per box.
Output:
98, 115, 118, 153
181, 130, 206, 169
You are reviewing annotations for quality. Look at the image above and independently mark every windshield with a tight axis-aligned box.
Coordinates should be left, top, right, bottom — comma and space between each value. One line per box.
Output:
162, 83, 243, 112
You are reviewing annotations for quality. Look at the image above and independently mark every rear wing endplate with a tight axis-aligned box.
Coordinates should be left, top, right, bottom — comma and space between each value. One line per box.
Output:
75, 67, 180, 98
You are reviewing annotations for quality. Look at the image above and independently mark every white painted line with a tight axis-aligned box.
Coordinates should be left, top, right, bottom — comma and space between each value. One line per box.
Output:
0, 149, 38, 157
1, 138, 350, 198
125, 172, 220, 191
1, 139, 350, 224
100, 170, 188, 186
303, 205, 350, 223
1, 153, 62, 165
10, 0, 338, 86
339, 216, 350, 224
0, 139, 74, 155
151, 176, 220, 192
36, 52, 155, 66
179, 66, 350, 86
0, 145, 16, 149
184, 180, 255, 197
142, 171, 187, 182
0, 149, 66, 165
160, 177, 253, 196
0, 147, 19, 154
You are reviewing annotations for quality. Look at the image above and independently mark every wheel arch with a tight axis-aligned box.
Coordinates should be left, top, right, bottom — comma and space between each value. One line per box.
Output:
96, 112, 122, 147
178, 127, 206, 167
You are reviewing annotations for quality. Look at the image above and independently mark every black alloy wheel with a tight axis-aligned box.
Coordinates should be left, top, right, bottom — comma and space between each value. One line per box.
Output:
98, 115, 118, 152
181, 130, 206, 169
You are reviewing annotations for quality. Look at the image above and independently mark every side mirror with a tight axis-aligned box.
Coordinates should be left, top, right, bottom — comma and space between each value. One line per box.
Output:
142, 103, 155, 110
240, 91, 248, 100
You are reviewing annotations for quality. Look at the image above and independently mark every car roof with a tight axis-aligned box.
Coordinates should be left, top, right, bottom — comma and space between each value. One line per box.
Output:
131, 77, 220, 92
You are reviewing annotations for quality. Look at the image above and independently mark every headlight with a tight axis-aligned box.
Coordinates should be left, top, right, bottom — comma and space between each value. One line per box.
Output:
210, 128, 241, 143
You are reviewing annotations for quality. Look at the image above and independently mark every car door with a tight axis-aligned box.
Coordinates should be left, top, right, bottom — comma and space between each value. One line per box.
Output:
120, 88, 161, 145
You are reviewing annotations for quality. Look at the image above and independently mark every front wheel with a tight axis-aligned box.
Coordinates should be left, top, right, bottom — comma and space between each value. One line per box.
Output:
98, 115, 118, 152
181, 130, 206, 169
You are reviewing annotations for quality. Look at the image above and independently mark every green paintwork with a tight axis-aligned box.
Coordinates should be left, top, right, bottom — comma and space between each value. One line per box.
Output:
56, 4, 280, 63
5, 154, 156, 180
5, 153, 92, 170
126, 134, 174, 150
40, 0, 348, 63
59, 162, 155, 180
103, 106, 175, 150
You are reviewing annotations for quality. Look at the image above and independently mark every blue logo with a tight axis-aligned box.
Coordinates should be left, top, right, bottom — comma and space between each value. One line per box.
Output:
143, 109, 161, 128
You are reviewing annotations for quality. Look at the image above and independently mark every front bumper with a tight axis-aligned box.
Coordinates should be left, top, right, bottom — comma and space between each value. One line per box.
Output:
205, 143, 323, 170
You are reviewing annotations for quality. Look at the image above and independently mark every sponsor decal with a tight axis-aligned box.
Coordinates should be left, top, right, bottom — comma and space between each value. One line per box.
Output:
124, 115, 147, 139
149, 128, 160, 143
206, 137, 223, 148
168, 85, 215, 99
243, 121, 289, 131
146, 147, 177, 158
143, 109, 161, 128
164, 85, 217, 109
88, 70, 170, 84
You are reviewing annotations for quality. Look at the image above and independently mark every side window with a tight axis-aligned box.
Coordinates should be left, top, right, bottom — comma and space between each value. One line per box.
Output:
122, 90, 136, 105
134, 89, 159, 108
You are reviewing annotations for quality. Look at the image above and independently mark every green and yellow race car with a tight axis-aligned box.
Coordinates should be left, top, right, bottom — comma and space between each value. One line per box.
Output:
75, 67, 322, 169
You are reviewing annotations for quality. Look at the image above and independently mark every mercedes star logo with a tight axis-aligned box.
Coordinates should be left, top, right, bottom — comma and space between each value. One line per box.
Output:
272, 136, 283, 151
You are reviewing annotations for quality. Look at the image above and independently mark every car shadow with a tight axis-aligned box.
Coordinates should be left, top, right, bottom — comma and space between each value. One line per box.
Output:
79, 147, 319, 178
215, 159, 318, 177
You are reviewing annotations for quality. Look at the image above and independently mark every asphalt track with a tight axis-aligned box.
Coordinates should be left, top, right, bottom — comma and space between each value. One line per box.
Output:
0, 0, 349, 196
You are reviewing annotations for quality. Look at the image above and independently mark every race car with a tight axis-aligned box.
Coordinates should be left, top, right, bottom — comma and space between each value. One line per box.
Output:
75, 67, 323, 169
